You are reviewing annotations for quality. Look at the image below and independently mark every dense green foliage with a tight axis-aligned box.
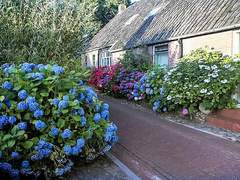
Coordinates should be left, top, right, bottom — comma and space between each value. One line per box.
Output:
0, 0, 129, 66
120, 50, 150, 72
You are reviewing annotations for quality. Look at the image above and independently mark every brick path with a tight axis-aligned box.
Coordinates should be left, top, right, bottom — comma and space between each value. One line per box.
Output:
103, 96, 240, 180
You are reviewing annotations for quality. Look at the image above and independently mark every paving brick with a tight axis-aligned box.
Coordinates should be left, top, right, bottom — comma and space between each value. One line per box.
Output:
103, 96, 240, 179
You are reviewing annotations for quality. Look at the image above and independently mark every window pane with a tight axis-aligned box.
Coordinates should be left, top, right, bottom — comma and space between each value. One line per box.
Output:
155, 52, 168, 66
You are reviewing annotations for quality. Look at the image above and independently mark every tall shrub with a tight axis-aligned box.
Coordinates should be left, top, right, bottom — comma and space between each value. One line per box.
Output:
0, 0, 100, 66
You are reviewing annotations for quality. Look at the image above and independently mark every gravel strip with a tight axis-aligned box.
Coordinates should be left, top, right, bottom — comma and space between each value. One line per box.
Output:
66, 156, 129, 180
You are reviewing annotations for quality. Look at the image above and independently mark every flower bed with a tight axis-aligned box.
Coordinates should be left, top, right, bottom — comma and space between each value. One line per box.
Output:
0, 63, 118, 178
90, 49, 240, 117
89, 64, 121, 92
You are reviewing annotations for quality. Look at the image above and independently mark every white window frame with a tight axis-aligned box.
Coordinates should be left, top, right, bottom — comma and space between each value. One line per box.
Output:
100, 51, 112, 67
153, 44, 169, 66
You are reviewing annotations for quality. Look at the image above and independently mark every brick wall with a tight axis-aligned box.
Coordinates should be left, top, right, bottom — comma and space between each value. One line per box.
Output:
182, 31, 234, 56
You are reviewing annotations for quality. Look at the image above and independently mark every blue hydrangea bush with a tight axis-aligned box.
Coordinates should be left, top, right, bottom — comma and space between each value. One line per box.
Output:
0, 63, 118, 178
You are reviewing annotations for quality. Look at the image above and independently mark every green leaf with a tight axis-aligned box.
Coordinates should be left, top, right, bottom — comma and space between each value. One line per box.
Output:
3, 134, 12, 141
57, 119, 65, 128
24, 113, 31, 120
23, 141, 34, 149
40, 92, 49, 97
16, 130, 25, 137
62, 109, 69, 114
72, 115, 81, 122
7, 140, 15, 148
0, 96, 5, 102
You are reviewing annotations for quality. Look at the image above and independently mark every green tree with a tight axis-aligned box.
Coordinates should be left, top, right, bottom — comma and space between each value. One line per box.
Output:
95, 0, 130, 26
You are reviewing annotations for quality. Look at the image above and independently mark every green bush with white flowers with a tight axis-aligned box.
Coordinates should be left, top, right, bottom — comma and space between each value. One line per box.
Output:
0, 63, 118, 178
163, 49, 240, 113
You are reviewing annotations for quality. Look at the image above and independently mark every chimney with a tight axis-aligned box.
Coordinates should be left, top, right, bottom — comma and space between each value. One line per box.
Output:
118, 4, 127, 14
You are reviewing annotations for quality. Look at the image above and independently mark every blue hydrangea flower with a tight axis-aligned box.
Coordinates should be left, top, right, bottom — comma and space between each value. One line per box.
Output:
52, 65, 64, 75
78, 80, 84, 86
162, 107, 168, 112
9, 169, 19, 177
21, 161, 30, 169
11, 152, 20, 159
58, 100, 68, 110
63, 95, 69, 101
33, 109, 44, 118
18, 90, 28, 100
72, 146, 81, 155
2, 81, 13, 90
63, 145, 72, 155
61, 129, 72, 139
26, 96, 36, 104
152, 106, 158, 112
0, 162, 12, 171
3, 98, 11, 108
101, 110, 109, 120
27, 73, 45, 81
8, 116, 16, 125
31, 140, 53, 160
93, 113, 101, 123
0, 115, 8, 129
29, 102, 39, 112
95, 105, 100, 112
78, 93, 85, 101
20, 63, 35, 73
78, 108, 85, 116
55, 168, 65, 176
17, 122, 27, 130
69, 88, 77, 95
17, 101, 28, 111
80, 116, 87, 126
102, 103, 109, 110
77, 138, 85, 148
35, 120, 46, 130
52, 98, 60, 106
49, 127, 59, 137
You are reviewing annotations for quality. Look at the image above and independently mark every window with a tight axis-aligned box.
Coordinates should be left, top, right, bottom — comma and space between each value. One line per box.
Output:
154, 45, 169, 66
92, 55, 96, 67
100, 51, 112, 67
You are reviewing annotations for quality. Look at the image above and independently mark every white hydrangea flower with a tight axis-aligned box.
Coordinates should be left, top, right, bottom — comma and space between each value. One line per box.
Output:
200, 89, 207, 94
204, 66, 210, 70
167, 95, 172, 101
204, 79, 210, 83
211, 65, 218, 70
211, 73, 218, 78
224, 64, 231, 69
207, 91, 213, 95
220, 79, 228, 84
173, 81, 178, 84
233, 58, 240, 62
194, 85, 199, 88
